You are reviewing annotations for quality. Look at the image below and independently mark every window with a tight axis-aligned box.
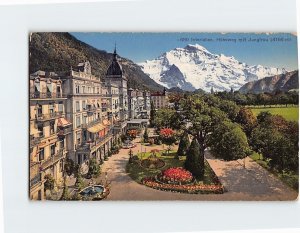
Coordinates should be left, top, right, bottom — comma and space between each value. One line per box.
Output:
82, 86, 85, 93
97, 113, 100, 119
36, 104, 42, 117
58, 102, 63, 112
37, 124, 43, 137
76, 132, 81, 145
59, 160, 64, 172
82, 101, 86, 110
75, 85, 79, 94
50, 144, 55, 156
39, 148, 44, 161
87, 87, 90, 93
76, 116, 81, 128
77, 154, 82, 164
34, 82, 40, 92
50, 121, 55, 134
76, 101, 80, 112
49, 103, 55, 114
83, 115, 87, 124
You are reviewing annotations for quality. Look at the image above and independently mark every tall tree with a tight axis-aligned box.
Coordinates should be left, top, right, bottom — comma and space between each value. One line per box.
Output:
184, 138, 204, 179
181, 95, 226, 156
209, 120, 251, 161
176, 132, 190, 158
150, 101, 156, 127
235, 107, 257, 136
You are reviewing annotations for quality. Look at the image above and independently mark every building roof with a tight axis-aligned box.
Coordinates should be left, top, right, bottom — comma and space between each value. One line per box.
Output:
106, 46, 123, 76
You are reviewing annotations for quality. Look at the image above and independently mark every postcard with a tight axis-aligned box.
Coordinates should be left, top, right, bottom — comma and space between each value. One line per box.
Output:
29, 32, 298, 201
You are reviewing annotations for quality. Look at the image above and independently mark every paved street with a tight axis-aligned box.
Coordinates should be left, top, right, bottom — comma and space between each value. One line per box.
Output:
98, 138, 298, 201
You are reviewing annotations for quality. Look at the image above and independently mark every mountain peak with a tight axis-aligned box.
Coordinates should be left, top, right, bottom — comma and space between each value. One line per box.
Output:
139, 44, 287, 92
184, 44, 210, 53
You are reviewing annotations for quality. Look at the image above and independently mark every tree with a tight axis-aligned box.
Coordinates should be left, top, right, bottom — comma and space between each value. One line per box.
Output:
143, 127, 149, 143
60, 177, 70, 201
75, 165, 84, 190
184, 138, 204, 179
64, 157, 75, 177
250, 118, 298, 173
87, 158, 101, 179
218, 99, 240, 121
181, 95, 227, 156
44, 174, 55, 191
150, 101, 156, 127
159, 128, 176, 154
176, 132, 190, 158
235, 107, 257, 136
209, 120, 251, 161
153, 108, 179, 130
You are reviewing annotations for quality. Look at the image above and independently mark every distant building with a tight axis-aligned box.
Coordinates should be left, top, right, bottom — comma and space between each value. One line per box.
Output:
150, 87, 169, 109
128, 89, 151, 119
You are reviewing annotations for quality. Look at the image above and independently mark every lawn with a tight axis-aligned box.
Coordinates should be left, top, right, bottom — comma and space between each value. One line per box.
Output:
250, 153, 299, 190
250, 106, 299, 121
126, 151, 218, 185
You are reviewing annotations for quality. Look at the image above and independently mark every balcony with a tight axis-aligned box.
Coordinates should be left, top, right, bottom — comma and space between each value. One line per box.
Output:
57, 127, 72, 137
36, 112, 64, 122
30, 134, 43, 148
30, 173, 42, 188
78, 133, 113, 151
40, 148, 66, 170
30, 91, 67, 99
81, 119, 101, 129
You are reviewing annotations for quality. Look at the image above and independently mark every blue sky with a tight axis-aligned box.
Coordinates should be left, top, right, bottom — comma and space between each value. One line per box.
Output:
71, 32, 298, 70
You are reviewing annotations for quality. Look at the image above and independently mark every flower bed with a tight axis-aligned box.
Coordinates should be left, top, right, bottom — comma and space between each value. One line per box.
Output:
142, 177, 224, 194
140, 158, 165, 169
158, 167, 193, 185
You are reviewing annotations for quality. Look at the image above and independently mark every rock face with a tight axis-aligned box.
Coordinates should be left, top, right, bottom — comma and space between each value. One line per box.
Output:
239, 70, 299, 94
29, 32, 164, 91
139, 44, 287, 92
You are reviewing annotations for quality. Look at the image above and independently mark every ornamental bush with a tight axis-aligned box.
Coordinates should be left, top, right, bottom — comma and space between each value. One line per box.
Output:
184, 138, 204, 179
177, 132, 190, 158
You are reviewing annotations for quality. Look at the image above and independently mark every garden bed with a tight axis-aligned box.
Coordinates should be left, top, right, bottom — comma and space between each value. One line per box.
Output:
141, 177, 224, 194
126, 151, 224, 194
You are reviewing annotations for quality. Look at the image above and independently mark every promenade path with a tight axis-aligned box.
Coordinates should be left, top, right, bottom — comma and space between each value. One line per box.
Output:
99, 138, 298, 201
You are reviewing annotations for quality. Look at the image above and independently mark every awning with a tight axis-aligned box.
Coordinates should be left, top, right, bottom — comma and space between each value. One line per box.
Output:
103, 119, 111, 126
57, 118, 72, 127
87, 123, 105, 133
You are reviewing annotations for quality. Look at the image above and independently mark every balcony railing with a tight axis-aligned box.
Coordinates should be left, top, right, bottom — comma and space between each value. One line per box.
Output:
30, 91, 67, 99
57, 127, 72, 137
30, 135, 43, 148
40, 148, 66, 170
79, 132, 112, 151
81, 119, 101, 129
30, 173, 42, 188
36, 112, 64, 121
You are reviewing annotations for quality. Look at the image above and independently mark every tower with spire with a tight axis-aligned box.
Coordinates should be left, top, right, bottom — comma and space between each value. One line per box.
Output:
105, 44, 128, 132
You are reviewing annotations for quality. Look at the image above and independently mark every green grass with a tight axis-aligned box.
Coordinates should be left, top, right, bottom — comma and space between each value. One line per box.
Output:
250, 106, 299, 121
126, 152, 217, 185
250, 153, 299, 190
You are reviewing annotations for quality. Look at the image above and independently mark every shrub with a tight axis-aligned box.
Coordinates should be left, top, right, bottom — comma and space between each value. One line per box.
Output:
44, 174, 55, 191
87, 158, 101, 178
177, 132, 190, 158
185, 138, 204, 179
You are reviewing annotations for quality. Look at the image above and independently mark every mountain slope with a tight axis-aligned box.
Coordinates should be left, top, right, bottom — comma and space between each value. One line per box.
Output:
239, 70, 299, 94
29, 32, 164, 91
139, 44, 287, 92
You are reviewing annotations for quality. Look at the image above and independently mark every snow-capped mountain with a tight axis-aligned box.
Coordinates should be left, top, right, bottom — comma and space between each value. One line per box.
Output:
139, 44, 287, 92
